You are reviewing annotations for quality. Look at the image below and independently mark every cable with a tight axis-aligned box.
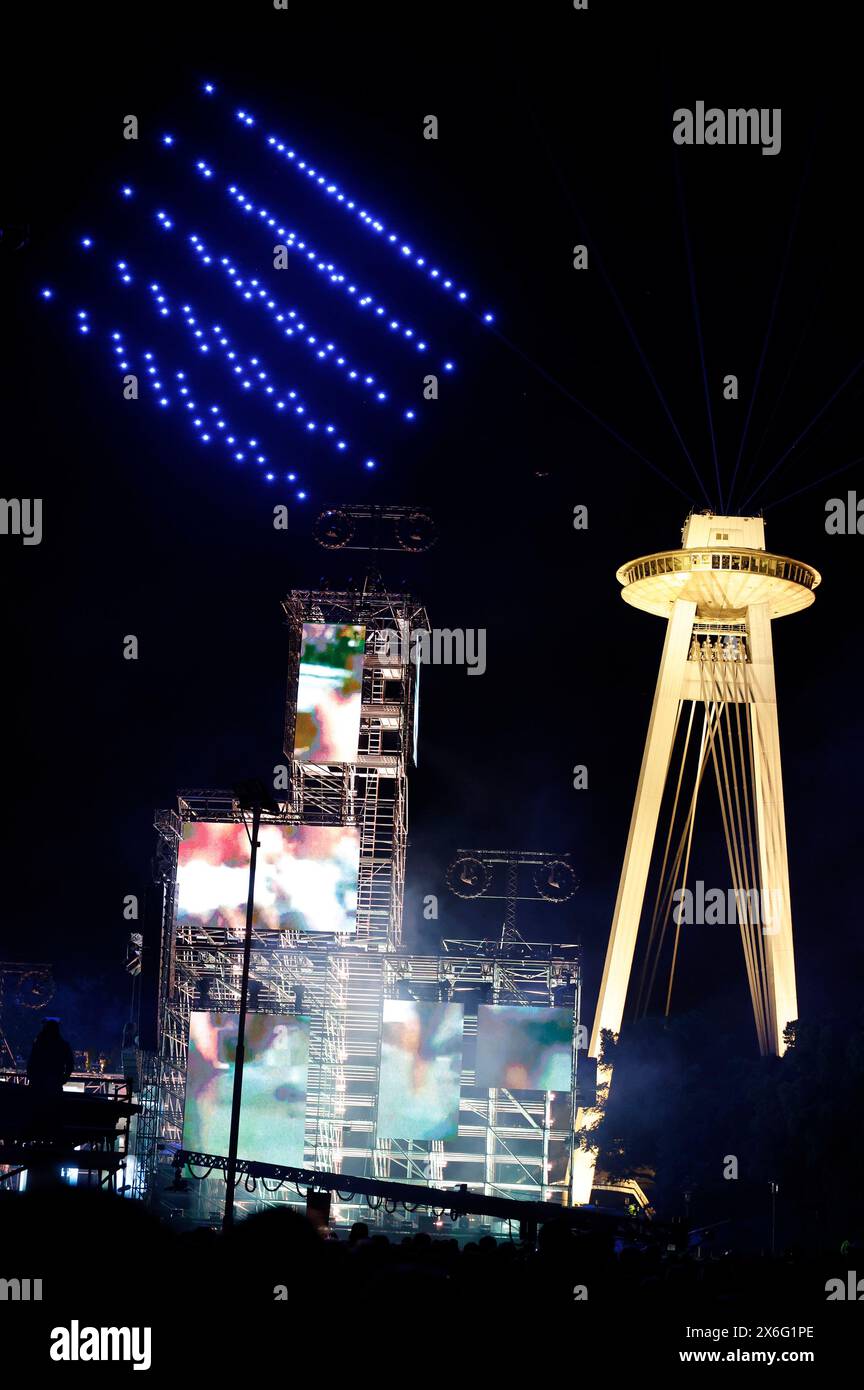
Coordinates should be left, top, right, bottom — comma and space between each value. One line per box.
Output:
526, 106, 711, 507
673, 151, 722, 509
743, 357, 864, 510
727, 125, 818, 510
763, 453, 864, 512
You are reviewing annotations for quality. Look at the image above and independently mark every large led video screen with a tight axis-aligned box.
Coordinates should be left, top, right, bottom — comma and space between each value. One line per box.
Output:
177, 821, 360, 936
376, 1000, 464, 1140
294, 623, 365, 763
182, 1011, 309, 1166
475, 1005, 573, 1091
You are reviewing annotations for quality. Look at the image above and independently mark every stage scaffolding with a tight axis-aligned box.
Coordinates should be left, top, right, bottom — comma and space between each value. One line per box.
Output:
134, 584, 425, 1201
135, 583, 584, 1220
139, 933, 582, 1220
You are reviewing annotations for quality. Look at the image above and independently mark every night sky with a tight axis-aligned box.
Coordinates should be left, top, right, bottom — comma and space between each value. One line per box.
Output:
3, 9, 862, 1062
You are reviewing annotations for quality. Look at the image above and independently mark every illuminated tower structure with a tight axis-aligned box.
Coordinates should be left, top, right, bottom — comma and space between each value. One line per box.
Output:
136, 582, 426, 1205
573, 514, 820, 1202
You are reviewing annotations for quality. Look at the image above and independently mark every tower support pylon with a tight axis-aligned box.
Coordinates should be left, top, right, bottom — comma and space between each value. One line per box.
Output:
573, 513, 820, 1203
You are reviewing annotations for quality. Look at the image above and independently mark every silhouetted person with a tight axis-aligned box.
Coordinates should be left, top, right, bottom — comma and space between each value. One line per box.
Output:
27, 1019, 74, 1096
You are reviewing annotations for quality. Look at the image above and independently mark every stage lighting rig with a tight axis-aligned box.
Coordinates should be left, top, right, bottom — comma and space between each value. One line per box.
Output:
313, 504, 437, 553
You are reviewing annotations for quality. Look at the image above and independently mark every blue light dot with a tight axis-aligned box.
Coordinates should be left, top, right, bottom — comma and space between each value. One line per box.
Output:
365, 459, 376, 470
163, 134, 174, 146
121, 186, 133, 198
483, 312, 495, 323
81, 237, 93, 248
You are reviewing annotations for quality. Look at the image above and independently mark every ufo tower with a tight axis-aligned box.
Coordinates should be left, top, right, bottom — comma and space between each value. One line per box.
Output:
573, 512, 820, 1203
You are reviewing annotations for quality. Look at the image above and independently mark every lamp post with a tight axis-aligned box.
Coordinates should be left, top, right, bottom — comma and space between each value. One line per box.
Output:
769, 1181, 779, 1256
222, 781, 280, 1232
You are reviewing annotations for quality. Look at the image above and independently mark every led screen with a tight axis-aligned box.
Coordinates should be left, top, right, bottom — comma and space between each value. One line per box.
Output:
177, 821, 360, 936
294, 623, 365, 763
182, 1011, 309, 1166
376, 1000, 464, 1140
475, 1005, 572, 1091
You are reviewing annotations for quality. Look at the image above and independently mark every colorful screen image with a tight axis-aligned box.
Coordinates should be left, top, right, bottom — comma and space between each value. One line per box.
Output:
177, 821, 360, 936
475, 1006, 573, 1091
182, 1011, 309, 1166
376, 1000, 464, 1140
294, 623, 366, 763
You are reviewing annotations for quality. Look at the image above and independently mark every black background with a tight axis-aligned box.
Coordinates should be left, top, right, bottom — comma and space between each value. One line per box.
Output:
2, 4, 862, 1071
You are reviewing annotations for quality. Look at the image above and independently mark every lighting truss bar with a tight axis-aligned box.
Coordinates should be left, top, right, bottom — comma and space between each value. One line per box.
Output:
174, 1149, 610, 1230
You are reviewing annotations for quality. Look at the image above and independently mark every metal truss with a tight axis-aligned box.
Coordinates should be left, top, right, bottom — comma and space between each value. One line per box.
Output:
137, 583, 425, 1202
141, 943, 582, 1221
135, 581, 585, 1221
376, 950, 582, 1206
171, 1147, 626, 1237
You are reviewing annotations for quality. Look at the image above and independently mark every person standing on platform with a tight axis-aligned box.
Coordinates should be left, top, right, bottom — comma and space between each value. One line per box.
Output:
27, 1018, 74, 1096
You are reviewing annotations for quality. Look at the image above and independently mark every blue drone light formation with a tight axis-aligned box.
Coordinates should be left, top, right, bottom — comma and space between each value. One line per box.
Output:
41, 79, 496, 498
171, 220, 396, 402
105, 326, 281, 476
209, 92, 496, 324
